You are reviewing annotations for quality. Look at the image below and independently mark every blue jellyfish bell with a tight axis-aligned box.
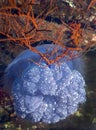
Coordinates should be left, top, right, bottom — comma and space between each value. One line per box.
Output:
4, 44, 86, 124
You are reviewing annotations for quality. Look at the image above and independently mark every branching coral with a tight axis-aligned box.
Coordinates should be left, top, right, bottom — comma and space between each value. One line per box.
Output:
0, 0, 96, 65
87, 0, 96, 10
70, 23, 83, 46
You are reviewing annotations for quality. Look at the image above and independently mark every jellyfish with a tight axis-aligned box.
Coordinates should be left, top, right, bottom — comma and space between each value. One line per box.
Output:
4, 44, 86, 124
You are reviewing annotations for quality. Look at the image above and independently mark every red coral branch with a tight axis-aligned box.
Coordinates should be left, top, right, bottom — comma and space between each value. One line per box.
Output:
70, 23, 83, 47
87, 0, 96, 10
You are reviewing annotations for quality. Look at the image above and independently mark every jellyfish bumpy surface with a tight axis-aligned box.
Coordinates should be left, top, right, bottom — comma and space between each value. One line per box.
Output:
5, 44, 86, 124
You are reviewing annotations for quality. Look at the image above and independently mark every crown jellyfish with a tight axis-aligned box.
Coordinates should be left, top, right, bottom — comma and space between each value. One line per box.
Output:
4, 44, 86, 124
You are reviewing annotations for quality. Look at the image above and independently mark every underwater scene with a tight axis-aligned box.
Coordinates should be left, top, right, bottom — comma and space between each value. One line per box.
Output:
0, 0, 96, 130
0, 41, 96, 130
